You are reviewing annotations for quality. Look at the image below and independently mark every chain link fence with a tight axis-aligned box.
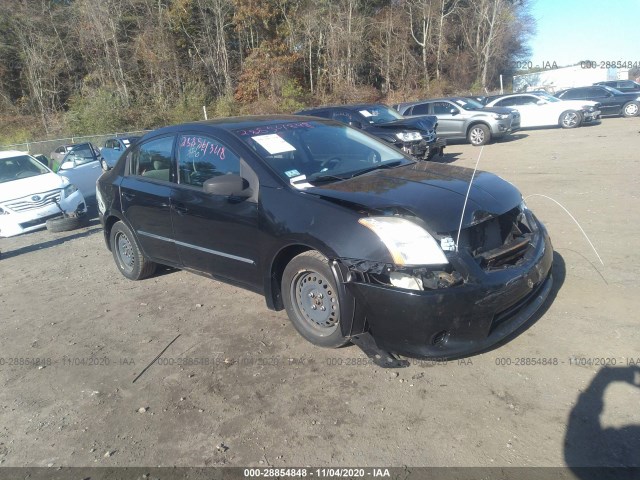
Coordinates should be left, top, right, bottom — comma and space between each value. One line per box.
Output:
0, 131, 150, 157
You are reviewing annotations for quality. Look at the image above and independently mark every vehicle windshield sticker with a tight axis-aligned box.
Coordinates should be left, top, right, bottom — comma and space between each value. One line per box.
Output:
122, 140, 130, 146
284, 169, 301, 178
359, 110, 373, 117
455, 100, 466, 106
235, 122, 315, 137
251, 134, 296, 155
289, 174, 313, 190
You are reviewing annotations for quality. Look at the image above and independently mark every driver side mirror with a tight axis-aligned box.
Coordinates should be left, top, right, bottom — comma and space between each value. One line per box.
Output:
348, 120, 362, 129
536, 100, 546, 105
203, 174, 252, 199
449, 108, 459, 116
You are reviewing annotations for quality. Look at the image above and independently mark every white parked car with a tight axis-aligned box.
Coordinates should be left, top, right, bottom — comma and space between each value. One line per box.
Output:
0, 150, 86, 237
484, 91, 600, 129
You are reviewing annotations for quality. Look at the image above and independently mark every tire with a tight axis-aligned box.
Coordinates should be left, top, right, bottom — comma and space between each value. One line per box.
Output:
109, 221, 157, 280
467, 124, 490, 146
559, 110, 582, 128
622, 101, 639, 117
281, 250, 349, 348
45, 214, 88, 233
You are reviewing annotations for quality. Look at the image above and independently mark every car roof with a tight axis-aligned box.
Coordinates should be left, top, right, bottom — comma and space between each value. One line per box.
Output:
141, 115, 332, 138
0, 150, 31, 159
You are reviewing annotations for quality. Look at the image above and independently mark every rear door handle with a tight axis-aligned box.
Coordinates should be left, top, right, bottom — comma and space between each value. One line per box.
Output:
172, 202, 189, 215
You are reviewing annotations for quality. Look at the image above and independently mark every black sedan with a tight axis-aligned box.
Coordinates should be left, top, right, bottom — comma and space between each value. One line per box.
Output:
97, 116, 553, 360
593, 80, 640, 93
555, 85, 640, 117
297, 104, 446, 161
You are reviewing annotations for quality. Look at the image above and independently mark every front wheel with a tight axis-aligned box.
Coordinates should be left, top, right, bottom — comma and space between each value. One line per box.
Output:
622, 101, 639, 117
101, 158, 109, 171
282, 251, 349, 348
467, 124, 490, 146
109, 221, 157, 280
559, 110, 582, 128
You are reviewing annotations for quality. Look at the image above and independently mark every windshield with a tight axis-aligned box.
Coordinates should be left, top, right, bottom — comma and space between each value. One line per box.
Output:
0, 154, 50, 184
235, 120, 412, 186
356, 106, 403, 124
535, 92, 560, 103
452, 98, 485, 110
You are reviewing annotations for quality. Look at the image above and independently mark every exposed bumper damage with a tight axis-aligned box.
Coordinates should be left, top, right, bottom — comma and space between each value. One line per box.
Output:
337, 207, 554, 359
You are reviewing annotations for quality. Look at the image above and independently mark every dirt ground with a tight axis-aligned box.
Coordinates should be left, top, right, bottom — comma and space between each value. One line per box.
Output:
0, 117, 639, 469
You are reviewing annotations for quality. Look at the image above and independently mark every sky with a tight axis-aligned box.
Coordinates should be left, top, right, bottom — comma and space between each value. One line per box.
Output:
527, 0, 640, 68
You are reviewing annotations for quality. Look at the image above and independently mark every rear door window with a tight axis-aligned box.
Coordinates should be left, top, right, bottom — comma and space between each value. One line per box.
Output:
410, 103, 430, 115
129, 136, 175, 182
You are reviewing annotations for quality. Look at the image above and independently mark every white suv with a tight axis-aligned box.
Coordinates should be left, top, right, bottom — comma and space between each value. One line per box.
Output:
0, 150, 87, 237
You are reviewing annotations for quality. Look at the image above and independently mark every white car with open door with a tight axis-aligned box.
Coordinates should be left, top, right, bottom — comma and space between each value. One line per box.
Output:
0, 151, 87, 237
57, 143, 103, 200
484, 92, 600, 129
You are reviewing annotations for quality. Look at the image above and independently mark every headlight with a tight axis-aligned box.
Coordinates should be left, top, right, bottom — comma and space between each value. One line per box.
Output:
63, 184, 78, 198
395, 131, 422, 142
358, 216, 448, 266
583, 105, 595, 112
493, 113, 510, 120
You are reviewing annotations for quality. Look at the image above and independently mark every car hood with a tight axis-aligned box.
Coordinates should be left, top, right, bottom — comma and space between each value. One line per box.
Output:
557, 99, 598, 108
0, 173, 67, 203
480, 106, 515, 115
306, 163, 522, 233
373, 115, 437, 131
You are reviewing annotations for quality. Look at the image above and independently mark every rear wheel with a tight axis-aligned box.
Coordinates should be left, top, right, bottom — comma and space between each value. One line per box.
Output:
467, 124, 490, 146
282, 251, 349, 348
559, 110, 582, 128
110, 221, 156, 280
622, 101, 639, 117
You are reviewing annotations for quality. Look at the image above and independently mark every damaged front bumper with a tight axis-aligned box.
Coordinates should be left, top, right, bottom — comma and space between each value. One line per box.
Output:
339, 221, 554, 359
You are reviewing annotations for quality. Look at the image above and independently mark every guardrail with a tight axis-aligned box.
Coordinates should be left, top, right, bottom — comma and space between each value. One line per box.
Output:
0, 131, 150, 157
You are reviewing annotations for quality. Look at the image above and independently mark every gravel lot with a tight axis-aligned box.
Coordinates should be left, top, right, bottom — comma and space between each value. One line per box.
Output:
0, 117, 638, 468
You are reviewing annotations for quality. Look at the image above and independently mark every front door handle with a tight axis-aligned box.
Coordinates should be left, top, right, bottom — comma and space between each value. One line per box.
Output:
172, 202, 189, 215
122, 192, 136, 201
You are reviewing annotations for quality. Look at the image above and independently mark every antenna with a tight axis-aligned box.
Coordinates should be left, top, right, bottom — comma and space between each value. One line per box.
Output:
455, 146, 484, 252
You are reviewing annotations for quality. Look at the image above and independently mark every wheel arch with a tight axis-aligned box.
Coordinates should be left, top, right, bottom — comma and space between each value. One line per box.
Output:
103, 212, 126, 251
265, 243, 357, 337
466, 120, 492, 136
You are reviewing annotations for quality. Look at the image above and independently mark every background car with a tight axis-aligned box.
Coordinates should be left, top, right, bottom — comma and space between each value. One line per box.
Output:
555, 85, 640, 117
50, 144, 75, 166
97, 116, 553, 360
57, 142, 103, 200
0, 150, 86, 237
394, 97, 520, 146
593, 80, 640, 93
296, 104, 445, 160
100, 136, 140, 170
484, 91, 600, 128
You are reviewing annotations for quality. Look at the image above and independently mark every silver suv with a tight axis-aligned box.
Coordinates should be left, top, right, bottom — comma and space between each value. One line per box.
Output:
393, 97, 520, 146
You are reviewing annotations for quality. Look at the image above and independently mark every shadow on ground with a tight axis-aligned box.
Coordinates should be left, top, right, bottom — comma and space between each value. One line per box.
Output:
564, 366, 640, 479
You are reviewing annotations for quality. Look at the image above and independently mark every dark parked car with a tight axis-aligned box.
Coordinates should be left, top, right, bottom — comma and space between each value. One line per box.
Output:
100, 136, 140, 170
297, 104, 446, 160
97, 116, 553, 360
593, 80, 640, 93
555, 85, 640, 117
393, 97, 521, 146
